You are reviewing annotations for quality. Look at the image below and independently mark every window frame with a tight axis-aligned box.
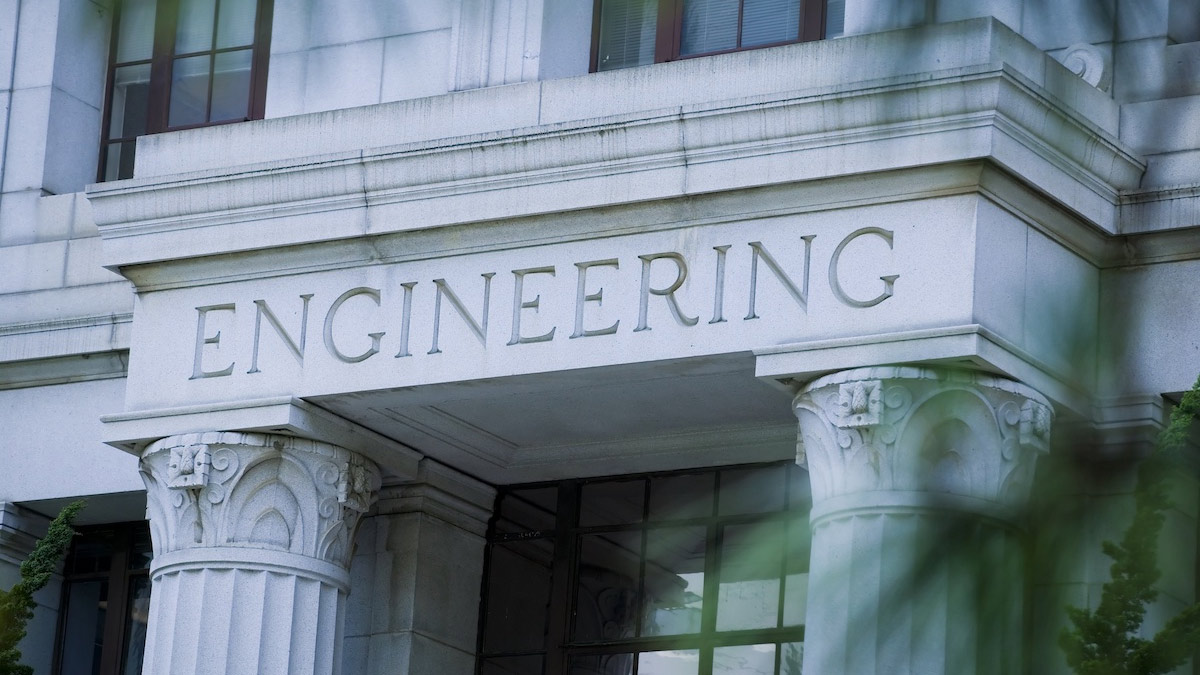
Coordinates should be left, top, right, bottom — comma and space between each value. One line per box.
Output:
589, 0, 826, 73
98, 0, 274, 182
476, 461, 811, 675
50, 521, 153, 675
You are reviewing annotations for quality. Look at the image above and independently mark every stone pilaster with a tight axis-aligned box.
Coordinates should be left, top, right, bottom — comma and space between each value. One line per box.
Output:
793, 366, 1052, 675
139, 432, 381, 675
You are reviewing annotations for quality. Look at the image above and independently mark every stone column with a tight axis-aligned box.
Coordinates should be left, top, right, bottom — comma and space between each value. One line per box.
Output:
793, 367, 1052, 675
139, 432, 381, 675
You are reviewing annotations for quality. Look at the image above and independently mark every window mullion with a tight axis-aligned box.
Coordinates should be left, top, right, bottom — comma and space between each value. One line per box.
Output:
545, 482, 580, 675
97, 530, 131, 675
146, 0, 178, 134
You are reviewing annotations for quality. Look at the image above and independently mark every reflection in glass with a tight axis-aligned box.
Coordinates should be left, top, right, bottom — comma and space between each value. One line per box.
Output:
568, 652, 633, 675
217, 0, 259, 48
175, 0, 216, 53
58, 580, 108, 675
580, 480, 645, 527
713, 643, 775, 675
120, 575, 151, 674
719, 465, 785, 516
642, 527, 705, 636
717, 521, 783, 631
638, 648, 699, 675
109, 64, 151, 139
575, 531, 641, 641
480, 655, 545, 675
210, 49, 252, 121
67, 536, 113, 575
782, 516, 809, 626
483, 538, 555, 653
169, 55, 211, 127
741, 0, 801, 47
104, 141, 137, 182
596, 0, 657, 72
648, 473, 713, 521
681, 0, 738, 56
779, 642, 804, 675
115, 0, 157, 62
496, 487, 558, 534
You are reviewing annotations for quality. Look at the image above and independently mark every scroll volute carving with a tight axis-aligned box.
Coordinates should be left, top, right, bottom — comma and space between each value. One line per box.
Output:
141, 432, 381, 567
794, 367, 1053, 511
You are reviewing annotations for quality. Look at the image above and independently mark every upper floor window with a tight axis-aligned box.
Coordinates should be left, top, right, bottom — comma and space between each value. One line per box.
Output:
591, 0, 831, 72
100, 0, 273, 181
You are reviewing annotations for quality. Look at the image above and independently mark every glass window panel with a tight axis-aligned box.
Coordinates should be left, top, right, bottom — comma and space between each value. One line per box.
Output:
716, 521, 784, 631
712, 643, 776, 675
574, 530, 642, 641
786, 464, 812, 512
217, 0, 259, 48
58, 580, 108, 675
169, 55, 211, 127
483, 538, 555, 653
642, 526, 705, 636
175, 0, 217, 54
568, 653, 633, 675
480, 655, 545, 675
779, 642, 804, 675
719, 465, 785, 516
782, 517, 809, 627
580, 480, 644, 527
826, 0, 845, 38
103, 141, 138, 182
68, 534, 113, 575
741, 0, 801, 47
109, 64, 151, 139
680, 0, 739, 56
637, 648, 700, 674
648, 473, 713, 521
129, 527, 153, 570
210, 49, 252, 122
115, 0, 157, 63
120, 575, 151, 675
597, 0, 657, 72
495, 487, 558, 535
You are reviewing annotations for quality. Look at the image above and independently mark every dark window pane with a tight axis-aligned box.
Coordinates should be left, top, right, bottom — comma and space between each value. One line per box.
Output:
109, 64, 151, 138
648, 473, 713, 521
580, 480, 644, 527
826, 0, 844, 38
217, 0, 259, 48
741, 0, 801, 46
638, 648, 699, 674
680, 0, 739, 55
210, 49, 252, 122
481, 655, 545, 675
67, 535, 113, 575
574, 530, 641, 641
779, 642, 804, 675
58, 580, 108, 675
713, 643, 775, 675
169, 55, 211, 127
129, 527, 153, 570
120, 575, 151, 675
642, 527, 705, 636
103, 141, 138, 181
787, 464, 812, 512
719, 465, 786, 516
176, 0, 216, 54
495, 487, 558, 535
483, 539, 555, 653
115, 0, 156, 62
568, 653, 633, 675
597, 0, 657, 71
716, 521, 784, 631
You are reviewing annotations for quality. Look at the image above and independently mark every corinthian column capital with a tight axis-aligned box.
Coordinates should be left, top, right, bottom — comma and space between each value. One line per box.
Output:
794, 366, 1052, 521
140, 431, 381, 570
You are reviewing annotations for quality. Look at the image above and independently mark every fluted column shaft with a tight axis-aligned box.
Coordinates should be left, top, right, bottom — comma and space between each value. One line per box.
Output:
793, 367, 1052, 675
139, 432, 380, 675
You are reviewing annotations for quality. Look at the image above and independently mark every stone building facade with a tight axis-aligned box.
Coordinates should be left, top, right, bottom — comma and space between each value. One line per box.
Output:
1, 1, 1199, 674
